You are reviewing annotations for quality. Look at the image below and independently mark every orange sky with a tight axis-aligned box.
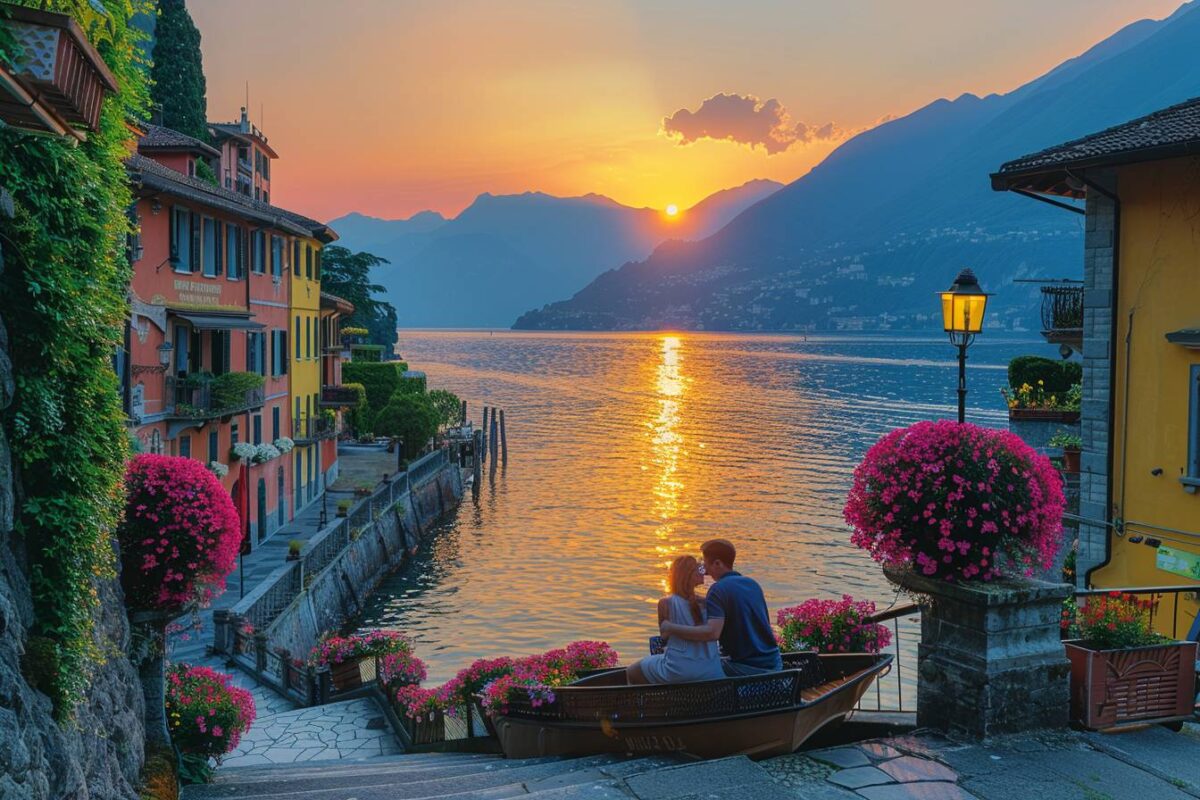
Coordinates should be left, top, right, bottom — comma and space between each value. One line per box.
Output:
191, 0, 1184, 221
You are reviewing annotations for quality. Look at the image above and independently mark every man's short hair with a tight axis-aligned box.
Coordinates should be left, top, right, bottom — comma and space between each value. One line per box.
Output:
701, 539, 736, 568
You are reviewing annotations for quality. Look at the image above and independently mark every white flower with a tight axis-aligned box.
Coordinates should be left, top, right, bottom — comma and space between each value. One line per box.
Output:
230, 442, 258, 461
207, 461, 229, 478
274, 437, 295, 453
253, 443, 282, 463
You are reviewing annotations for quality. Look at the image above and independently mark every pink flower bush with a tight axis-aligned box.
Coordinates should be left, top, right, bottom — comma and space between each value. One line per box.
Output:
395, 685, 445, 721
476, 641, 620, 716
166, 664, 256, 759
308, 630, 411, 667
844, 421, 1065, 582
436, 656, 515, 710
776, 596, 891, 653
379, 650, 427, 687
118, 454, 242, 612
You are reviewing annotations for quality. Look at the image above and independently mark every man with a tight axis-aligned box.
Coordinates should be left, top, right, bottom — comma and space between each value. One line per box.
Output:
659, 538, 783, 676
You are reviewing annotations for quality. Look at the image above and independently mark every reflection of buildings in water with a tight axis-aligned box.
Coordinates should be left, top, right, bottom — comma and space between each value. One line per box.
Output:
648, 336, 690, 594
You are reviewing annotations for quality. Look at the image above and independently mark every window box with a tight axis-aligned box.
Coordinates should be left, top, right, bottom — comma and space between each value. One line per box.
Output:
1064, 639, 1197, 730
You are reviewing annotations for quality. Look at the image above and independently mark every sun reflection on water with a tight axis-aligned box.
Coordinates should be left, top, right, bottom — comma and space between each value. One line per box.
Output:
649, 335, 691, 594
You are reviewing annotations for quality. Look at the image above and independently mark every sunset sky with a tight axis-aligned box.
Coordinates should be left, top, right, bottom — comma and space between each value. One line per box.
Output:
191, 0, 1183, 222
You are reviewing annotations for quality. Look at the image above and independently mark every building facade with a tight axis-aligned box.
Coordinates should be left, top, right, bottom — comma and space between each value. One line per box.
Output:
993, 98, 1200, 638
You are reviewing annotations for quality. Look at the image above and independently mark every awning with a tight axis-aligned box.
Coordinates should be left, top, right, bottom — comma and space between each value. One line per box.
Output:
1166, 329, 1200, 349
172, 312, 264, 331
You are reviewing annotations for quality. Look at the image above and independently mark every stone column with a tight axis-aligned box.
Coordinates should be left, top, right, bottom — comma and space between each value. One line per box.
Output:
888, 568, 1071, 738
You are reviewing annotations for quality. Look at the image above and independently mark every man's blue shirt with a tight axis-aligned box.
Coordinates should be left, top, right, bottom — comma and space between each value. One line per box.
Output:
705, 571, 781, 669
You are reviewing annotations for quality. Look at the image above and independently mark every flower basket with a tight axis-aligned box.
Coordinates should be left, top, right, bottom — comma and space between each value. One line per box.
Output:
330, 658, 366, 692
1064, 639, 1198, 730
1062, 446, 1081, 474
404, 714, 446, 745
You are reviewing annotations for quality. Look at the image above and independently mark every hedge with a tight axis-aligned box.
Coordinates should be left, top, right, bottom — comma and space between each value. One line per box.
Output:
342, 361, 410, 410
1007, 356, 1081, 393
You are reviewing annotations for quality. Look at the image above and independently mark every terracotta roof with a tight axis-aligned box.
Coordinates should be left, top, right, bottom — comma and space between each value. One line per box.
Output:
209, 121, 279, 159
126, 153, 310, 236
277, 208, 340, 243
320, 292, 355, 314
138, 124, 220, 158
992, 96, 1200, 196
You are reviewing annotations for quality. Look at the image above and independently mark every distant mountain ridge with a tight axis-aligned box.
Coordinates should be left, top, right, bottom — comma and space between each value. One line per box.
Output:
515, 2, 1200, 332
329, 179, 782, 328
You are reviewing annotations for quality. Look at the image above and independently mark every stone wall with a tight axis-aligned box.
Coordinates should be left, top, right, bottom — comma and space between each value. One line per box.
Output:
1078, 171, 1117, 586
0, 242, 145, 798
265, 466, 463, 662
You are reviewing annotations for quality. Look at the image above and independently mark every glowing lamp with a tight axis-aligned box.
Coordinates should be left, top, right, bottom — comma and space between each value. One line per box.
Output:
937, 268, 991, 423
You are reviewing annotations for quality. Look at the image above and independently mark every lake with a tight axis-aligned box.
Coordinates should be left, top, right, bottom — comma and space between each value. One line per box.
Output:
354, 330, 1057, 685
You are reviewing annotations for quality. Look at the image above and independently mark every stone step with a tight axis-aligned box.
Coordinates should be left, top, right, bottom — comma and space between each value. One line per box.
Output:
184, 754, 629, 800
620, 756, 796, 800
210, 753, 537, 785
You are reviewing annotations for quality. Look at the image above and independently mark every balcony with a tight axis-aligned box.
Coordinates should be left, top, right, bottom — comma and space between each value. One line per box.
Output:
320, 385, 361, 407
1039, 283, 1084, 350
293, 414, 338, 445
166, 372, 265, 420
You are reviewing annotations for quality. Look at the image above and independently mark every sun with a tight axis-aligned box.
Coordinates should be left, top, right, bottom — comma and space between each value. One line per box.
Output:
665, 204, 679, 217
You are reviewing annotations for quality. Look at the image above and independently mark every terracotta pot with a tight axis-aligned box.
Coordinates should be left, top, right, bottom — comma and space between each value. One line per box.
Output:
1062, 446, 1081, 474
1064, 639, 1198, 730
330, 658, 365, 693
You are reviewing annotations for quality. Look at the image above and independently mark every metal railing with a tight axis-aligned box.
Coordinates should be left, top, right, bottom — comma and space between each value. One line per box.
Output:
1040, 284, 1084, 341
293, 414, 338, 444
239, 562, 302, 631
165, 373, 265, 418
858, 582, 1200, 715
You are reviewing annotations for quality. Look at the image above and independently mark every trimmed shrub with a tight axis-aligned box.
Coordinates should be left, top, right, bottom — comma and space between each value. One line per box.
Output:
1008, 356, 1080, 393
343, 362, 410, 410
350, 343, 384, 363
374, 392, 440, 457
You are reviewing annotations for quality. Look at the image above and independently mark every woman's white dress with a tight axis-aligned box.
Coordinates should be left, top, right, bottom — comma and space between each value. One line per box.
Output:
640, 594, 724, 684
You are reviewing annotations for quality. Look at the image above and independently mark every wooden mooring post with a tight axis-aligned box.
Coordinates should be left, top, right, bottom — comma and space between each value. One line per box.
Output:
481, 406, 489, 462
499, 409, 508, 464
472, 429, 482, 493
490, 411, 499, 464
460, 399, 467, 425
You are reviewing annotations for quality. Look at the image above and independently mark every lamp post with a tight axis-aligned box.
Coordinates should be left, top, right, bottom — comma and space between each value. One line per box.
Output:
939, 268, 991, 423
156, 341, 173, 369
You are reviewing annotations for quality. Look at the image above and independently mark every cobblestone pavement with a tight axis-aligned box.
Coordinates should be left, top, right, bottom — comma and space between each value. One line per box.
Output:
763, 725, 1200, 800
221, 697, 402, 767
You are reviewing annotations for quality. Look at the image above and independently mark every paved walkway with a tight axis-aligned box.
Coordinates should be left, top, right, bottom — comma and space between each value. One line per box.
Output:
166, 448, 399, 771
763, 724, 1200, 800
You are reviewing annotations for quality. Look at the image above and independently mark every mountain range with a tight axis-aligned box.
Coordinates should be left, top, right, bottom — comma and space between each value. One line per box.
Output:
329, 179, 782, 328
514, 1, 1200, 332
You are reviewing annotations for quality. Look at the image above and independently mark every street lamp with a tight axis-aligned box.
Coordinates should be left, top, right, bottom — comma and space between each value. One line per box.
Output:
939, 268, 991, 423
157, 341, 174, 369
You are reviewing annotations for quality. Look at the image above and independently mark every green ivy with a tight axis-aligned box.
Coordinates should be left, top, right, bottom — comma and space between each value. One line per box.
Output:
0, 0, 150, 717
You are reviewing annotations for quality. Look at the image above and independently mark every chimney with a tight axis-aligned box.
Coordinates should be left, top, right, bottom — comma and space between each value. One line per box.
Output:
239, 106, 249, 132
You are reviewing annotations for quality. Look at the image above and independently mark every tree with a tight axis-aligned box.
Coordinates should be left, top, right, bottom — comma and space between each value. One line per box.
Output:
373, 392, 440, 458
321, 245, 399, 353
428, 389, 462, 430
150, 0, 209, 141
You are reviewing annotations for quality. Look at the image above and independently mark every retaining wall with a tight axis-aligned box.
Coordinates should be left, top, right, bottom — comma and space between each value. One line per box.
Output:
265, 465, 463, 661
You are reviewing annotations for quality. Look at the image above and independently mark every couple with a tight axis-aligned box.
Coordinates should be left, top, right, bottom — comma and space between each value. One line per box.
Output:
627, 538, 782, 684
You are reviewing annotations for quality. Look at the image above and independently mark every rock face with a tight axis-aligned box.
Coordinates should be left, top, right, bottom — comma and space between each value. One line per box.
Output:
0, 235, 145, 797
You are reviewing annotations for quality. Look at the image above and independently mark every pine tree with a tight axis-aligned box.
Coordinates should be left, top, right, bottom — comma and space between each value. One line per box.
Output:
149, 0, 208, 140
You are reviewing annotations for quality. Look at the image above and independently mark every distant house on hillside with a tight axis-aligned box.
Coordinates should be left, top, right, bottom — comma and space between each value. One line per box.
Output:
992, 97, 1200, 637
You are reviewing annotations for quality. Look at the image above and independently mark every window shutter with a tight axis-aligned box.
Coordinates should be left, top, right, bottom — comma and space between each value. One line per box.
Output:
190, 211, 201, 272
315, 249, 321, 280
281, 331, 288, 375
169, 207, 178, 263
215, 221, 224, 276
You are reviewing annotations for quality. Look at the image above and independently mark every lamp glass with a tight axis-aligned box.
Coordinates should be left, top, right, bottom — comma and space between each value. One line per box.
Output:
157, 341, 173, 367
940, 291, 988, 334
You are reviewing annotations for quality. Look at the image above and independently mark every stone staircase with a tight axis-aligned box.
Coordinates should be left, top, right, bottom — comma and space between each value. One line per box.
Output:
181, 751, 800, 800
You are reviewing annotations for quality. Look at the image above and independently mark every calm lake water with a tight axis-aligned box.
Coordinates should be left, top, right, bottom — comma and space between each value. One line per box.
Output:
355, 330, 1057, 685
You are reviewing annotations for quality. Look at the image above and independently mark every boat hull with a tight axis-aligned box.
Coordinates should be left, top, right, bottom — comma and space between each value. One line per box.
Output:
491, 655, 884, 760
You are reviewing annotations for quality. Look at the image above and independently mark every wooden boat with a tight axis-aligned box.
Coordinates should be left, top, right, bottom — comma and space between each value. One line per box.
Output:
488, 651, 892, 760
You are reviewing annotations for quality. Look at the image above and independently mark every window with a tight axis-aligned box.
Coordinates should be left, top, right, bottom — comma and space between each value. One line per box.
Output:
1188, 365, 1200, 486
272, 406, 280, 441
271, 235, 283, 279
251, 230, 265, 274
314, 248, 321, 281
226, 225, 241, 279
210, 330, 231, 375
179, 435, 191, 459
208, 430, 219, 462
189, 212, 201, 272
231, 422, 239, 446
253, 414, 262, 445
187, 158, 195, 177
292, 240, 301, 275
171, 207, 190, 269
295, 316, 301, 359
305, 245, 313, 279
263, 191, 269, 204
306, 316, 312, 358
149, 429, 163, 455
271, 330, 288, 376
295, 396, 301, 427
202, 217, 217, 276
174, 325, 188, 375
247, 331, 266, 375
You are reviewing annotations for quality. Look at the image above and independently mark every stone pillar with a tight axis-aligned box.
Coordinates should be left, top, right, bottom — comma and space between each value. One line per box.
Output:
888, 568, 1071, 738
1078, 170, 1117, 586
212, 608, 234, 655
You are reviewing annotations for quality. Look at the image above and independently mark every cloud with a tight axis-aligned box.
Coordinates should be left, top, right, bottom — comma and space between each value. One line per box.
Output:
661, 93, 844, 154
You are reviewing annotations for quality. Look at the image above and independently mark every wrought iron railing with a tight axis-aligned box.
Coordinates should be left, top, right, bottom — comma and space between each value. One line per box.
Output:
293, 414, 337, 444
1040, 284, 1084, 340
165, 373, 265, 418
320, 385, 361, 407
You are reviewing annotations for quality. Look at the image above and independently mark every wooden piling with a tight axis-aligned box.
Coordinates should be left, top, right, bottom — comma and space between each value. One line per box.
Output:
490, 411, 499, 463
481, 406, 489, 462
499, 409, 508, 464
472, 429, 482, 493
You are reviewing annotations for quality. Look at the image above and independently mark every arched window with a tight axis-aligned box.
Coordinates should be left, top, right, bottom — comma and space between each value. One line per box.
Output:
149, 429, 163, 455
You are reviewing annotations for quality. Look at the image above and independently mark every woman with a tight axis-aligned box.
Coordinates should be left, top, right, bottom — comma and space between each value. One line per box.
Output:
627, 555, 724, 684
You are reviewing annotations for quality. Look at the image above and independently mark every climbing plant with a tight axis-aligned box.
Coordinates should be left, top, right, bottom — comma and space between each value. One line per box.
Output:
0, 0, 151, 717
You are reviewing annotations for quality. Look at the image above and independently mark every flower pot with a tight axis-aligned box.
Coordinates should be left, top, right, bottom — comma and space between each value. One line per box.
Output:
405, 714, 446, 745
1063, 639, 1198, 730
336, 507, 348, 518
329, 658, 365, 693
1062, 446, 1081, 474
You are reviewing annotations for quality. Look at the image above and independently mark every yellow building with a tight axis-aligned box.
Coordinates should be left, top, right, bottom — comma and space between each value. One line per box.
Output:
283, 215, 338, 515
993, 98, 1200, 640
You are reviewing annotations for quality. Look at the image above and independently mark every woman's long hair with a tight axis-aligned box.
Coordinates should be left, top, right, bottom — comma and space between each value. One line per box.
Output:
668, 555, 703, 624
